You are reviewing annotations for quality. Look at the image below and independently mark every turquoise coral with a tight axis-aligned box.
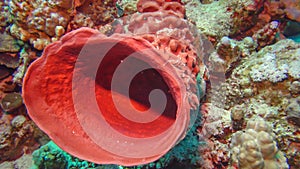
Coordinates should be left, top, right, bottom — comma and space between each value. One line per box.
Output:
31, 141, 101, 169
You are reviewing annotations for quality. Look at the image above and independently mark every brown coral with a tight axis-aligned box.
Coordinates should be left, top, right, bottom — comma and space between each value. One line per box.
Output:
68, 0, 117, 30
0, 113, 41, 162
281, 0, 300, 22
8, 0, 71, 50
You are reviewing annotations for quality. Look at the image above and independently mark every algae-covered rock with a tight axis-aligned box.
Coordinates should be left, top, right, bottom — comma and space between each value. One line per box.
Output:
0, 92, 23, 112
0, 32, 21, 53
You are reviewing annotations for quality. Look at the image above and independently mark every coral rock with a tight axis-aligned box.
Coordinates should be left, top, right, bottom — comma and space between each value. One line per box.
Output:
8, 0, 71, 50
285, 96, 300, 127
0, 32, 20, 53
0, 92, 23, 112
0, 113, 39, 162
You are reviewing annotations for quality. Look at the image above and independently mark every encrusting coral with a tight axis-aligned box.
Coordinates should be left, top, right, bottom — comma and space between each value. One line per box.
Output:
183, 0, 300, 42
0, 112, 47, 163
204, 39, 300, 168
68, 0, 117, 30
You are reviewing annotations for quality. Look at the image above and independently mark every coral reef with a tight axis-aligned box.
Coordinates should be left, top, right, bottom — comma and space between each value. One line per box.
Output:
116, 0, 138, 16
0, 92, 23, 112
183, 0, 300, 42
284, 1, 300, 22
0, 112, 46, 162
0, 154, 33, 169
0, 0, 299, 168
68, 0, 117, 30
230, 118, 289, 169
0, 31, 21, 53
22, 0, 210, 166
0, 0, 11, 30
198, 103, 231, 139
30, 117, 202, 169
246, 39, 299, 83
7, 0, 71, 50
183, 0, 234, 42
285, 96, 300, 127
201, 39, 300, 168
0, 0, 118, 50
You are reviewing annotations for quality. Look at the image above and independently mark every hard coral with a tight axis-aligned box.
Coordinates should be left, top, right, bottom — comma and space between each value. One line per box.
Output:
230, 118, 289, 169
32, 141, 100, 169
68, 0, 117, 30
0, 113, 40, 162
8, 0, 71, 50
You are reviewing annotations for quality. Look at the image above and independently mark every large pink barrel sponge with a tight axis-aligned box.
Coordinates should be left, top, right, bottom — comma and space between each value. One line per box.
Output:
22, 0, 209, 166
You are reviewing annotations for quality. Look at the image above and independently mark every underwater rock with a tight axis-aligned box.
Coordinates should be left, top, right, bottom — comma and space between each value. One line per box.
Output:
252, 21, 280, 50
183, 0, 267, 41
281, 0, 300, 22
0, 66, 10, 80
0, 154, 33, 169
0, 92, 23, 112
0, 53, 20, 69
0, 32, 21, 53
0, 113, 38, 162
230, 104, 245, 131
116, 0, 138, 16
68, 0, 117, 30
199, 103, 231, 138
285, 96, 300, 127
22, 0, 211, 166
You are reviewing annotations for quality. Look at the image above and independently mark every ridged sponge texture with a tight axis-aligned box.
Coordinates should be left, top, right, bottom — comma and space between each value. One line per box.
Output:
230, 118, 289, 169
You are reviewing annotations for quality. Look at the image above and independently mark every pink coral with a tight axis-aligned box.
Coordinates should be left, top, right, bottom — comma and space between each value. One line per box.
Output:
22, 0, 209, 166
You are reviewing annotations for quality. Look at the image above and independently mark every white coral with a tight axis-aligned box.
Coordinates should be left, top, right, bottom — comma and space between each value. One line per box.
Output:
249, 53, 289, 83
